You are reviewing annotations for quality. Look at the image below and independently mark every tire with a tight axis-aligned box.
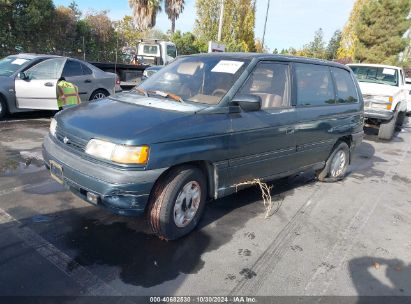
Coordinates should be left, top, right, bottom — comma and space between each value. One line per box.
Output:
89, 89, 109, 101
396, 112, 405, 127
0, 96, 8, 120
378, 111, 398, 140
316, 141, 350, 182
148, 166, 207, 240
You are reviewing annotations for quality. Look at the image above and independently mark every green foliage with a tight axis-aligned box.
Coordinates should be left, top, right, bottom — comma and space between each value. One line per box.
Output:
326, 30, 342, 60
194, 0, 256, 52
355, 0, 411, 65
0, 0, 55, 56
170, 31, 200, 55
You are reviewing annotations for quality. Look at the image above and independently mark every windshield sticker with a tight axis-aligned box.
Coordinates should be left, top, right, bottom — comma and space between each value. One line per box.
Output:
211, 60, 244, 74
11, 59, 28, 65
382, 68, 396, 76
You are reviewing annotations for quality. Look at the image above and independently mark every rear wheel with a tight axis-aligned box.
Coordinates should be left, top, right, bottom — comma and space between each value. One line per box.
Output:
316, 141, 350, 182
378, 111, 398, 140
0, 97, 8, 120
90, 89, 108, 101
148, 166, 207, 240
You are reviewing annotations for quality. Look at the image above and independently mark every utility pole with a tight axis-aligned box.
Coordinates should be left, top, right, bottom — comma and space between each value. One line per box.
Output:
262, 0, 271, 49
82, 36, 86, 61
217, 0, 224, 42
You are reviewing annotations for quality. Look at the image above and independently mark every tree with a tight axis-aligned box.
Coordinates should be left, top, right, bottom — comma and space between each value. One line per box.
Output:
51, 6, 77, 55
128, 0, 162, 30
165, 0, 184, 34
170, 31, 200, 54
115, 15, 142, 47
337, 0, 369, 60
0, 0, 56, 55
68, 0, 82, 20
326, 30, 342, 60
355, 0, 411, 65
82, 11, 118, 61
194, 0, 256, 52
300, 28, 327, 59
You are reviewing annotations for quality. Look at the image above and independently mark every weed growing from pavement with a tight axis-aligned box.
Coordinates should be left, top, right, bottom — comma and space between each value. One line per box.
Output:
235, 179, 274, 218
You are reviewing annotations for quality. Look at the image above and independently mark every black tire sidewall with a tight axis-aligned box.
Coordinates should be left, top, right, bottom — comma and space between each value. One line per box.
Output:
318, 141, 350, 181
328, 142, 350, 178
158, 167, 207, 240
90, 90, 108, 101
0, 98, 7, 119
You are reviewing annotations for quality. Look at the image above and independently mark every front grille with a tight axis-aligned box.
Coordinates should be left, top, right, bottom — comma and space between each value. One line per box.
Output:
55, 127, 88, 153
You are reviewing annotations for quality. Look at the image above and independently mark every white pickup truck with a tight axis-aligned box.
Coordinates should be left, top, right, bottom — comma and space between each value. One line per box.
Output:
406, 77, 411, 114
348, 64, 408, 140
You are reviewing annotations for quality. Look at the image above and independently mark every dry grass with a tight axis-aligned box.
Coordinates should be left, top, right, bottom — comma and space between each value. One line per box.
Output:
235, 179, 277, 218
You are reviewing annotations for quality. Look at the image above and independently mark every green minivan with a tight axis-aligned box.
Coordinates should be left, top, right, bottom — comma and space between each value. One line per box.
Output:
43, 53, 364, 240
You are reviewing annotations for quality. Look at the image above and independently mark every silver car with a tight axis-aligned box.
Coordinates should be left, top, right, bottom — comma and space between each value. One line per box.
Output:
0, 54, 121, 119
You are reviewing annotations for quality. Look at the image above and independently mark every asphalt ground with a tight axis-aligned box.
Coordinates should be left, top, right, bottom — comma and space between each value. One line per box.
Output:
1, 112, 411, 301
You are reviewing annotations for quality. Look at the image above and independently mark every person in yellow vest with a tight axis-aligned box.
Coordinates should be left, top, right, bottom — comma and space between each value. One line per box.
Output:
57, 77, 81, 108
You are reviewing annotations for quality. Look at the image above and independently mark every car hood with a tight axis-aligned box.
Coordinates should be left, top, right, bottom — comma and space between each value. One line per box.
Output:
55, 96, 218, 145
357, 82, 400, 97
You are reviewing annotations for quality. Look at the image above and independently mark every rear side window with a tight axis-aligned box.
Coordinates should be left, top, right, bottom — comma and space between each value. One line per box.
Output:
81, 63, 93, 75
295, 63, 335, 106
238, 62, 290, 109
62, 60, 83, 77
331, 68, 358, 104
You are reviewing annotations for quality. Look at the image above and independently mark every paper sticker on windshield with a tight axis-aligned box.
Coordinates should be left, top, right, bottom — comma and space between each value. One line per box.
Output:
11, 59, 28, 65
383, 68, 396, 76
211, 60, 244, 74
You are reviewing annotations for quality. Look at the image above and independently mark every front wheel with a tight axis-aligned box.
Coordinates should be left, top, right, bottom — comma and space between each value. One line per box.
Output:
0, 97, 8, 120
148, 166, 207, 240
316, 141, 350, 182
378, 111, 398, 140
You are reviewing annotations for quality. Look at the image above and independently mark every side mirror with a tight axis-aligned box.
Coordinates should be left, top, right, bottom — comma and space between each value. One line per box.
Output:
17, 72, 28, 80
231, 94, 262, 112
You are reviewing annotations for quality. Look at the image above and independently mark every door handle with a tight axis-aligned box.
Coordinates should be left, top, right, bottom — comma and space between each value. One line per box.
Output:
84, 79, 92, 83
44, 82, 54, 87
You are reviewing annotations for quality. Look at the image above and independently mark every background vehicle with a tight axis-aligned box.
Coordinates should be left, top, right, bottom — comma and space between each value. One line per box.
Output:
0, 54, 121, 119
91, 40, 176, 90
348, 64, 408, 140
406, 77, 411, 114
141, 66, 163, 81
43, 54, 364, 240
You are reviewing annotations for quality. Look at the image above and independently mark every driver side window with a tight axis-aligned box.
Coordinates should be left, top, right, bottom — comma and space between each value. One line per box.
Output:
25, 58, 65, 80
238, 62, 290, 109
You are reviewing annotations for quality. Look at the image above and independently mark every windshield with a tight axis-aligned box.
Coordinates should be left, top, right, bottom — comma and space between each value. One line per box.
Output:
349, 65, 399, 86
138, 56, 250, 105
0, 56, 32, 77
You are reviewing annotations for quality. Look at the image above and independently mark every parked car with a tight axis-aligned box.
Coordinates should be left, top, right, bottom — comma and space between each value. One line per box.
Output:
347, 63, 408, 140
43, 53, 364, 240
141, 65, 163, 81
0, 54, 121, 119
406, 77, 411, 114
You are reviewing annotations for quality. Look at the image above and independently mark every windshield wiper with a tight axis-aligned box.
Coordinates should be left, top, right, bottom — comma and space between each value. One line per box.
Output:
134, 87, 148, 97
147, 90, 184, 103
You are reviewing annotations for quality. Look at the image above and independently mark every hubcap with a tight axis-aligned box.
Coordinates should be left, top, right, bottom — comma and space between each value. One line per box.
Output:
0, 102, 3, 114
330, 150, 347, 177
93, 92, 106, 100
173, 181, 201, 228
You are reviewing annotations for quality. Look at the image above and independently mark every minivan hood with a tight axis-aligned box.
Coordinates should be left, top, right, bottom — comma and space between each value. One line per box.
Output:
56, 97, 195, 145
357, 82, 400, 97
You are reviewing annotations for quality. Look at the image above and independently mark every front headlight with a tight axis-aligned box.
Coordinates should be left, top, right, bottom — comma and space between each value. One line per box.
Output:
85, 139, 149, 165
50, 118, 57, 137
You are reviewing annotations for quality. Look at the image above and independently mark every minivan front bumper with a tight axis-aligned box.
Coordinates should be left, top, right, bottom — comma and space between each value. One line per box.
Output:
42, 134, 167, 216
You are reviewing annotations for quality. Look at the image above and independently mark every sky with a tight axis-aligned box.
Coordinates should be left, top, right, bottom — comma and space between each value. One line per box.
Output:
53, 0, 355, 51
